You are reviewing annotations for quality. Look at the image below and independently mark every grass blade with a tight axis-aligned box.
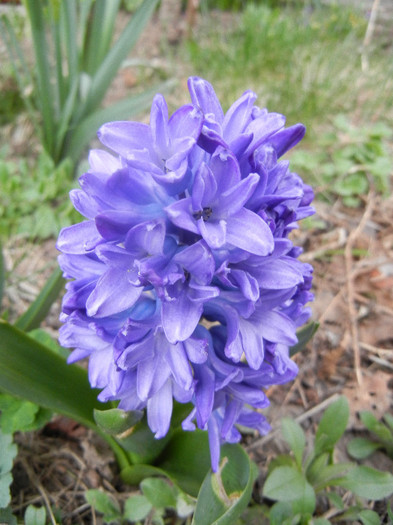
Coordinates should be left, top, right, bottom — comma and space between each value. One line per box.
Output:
0, 241, 4, 310
15, 267, 64, 332
23, 0, 55, 154
83, 0, 159, 116
84, 0, 122, 75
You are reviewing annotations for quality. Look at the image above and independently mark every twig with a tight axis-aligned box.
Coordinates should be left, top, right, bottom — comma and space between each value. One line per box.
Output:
20, 459, 58, 525
359, 341, 393, 356
368, 355, 393, 371
246, 393, 340, 452
344, 190, 375, 386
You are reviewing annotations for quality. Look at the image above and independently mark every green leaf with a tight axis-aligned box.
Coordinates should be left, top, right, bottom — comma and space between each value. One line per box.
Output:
311, 519, 331, 525
28, 329, 69, 359
141, 477, 178, 509
268, 501, 294, 525
358, 509, 381, 525
121, 463, 169, 486
117, 402, 193, 466
24, 505, 46, 525
305, 452, 329, 485
0, 428, 18, 508
330, 465, 393, 500
94, 408, 143, 436
347, 437, 382, 459
156, 429, 211, 497
0, 241, 4, 310
0, 320, 109, 427
15, 267, 65, 332
85, 489, 121, 523
0, 393, 51, 433
314, 396, 349, 456
383, 413, 393, 432
312, 462, 355, 492
192, 444, 258, 525
0, 507, 17, 525
263, 466, 316, 515
290, 322, 319, 356
281, 418, 306, 468
123, 494, 153, 522
84, 0, 159, 115
360, 411, 392, 442
326, 491, 344, 510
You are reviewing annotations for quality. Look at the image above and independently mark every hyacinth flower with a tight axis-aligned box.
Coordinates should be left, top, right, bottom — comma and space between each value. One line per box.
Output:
57, 76, 314, 472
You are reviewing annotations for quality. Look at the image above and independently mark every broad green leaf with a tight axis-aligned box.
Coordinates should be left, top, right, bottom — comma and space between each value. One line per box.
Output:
123, 494, 152, 522
281, 418, 306, 468
15, 267, 65, 332
311, 519, 331, 525
312, 462, 355, 492
0, 428, 18, 508
141, 477, 177, 509
330, 465, 393, 500
121, 463, 168, 486
24, 505, 46, 525
314, 396, 349, 455
263, 466, 316, 515
28, 329, 69, 359
192, 444, 258, 525
85, 489, 121, 523
290, 322, 319, 356
268, 501, 294, 525
155, 429, 211, 497
358, 509, 381, 525
305, 452, 329, 484
0, 507, 17, 525
326, 491, 344, 510
117, 402, 192, 466
0, 320, 108, 427
94, 408, 143, 436
0, 393, 51, 433
347, 437, 382, 460
267, 454, 297, 477
360, 411, 392, 442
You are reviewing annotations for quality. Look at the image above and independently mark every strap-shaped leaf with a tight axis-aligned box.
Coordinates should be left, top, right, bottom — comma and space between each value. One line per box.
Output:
0, 241, 4, 310
192, 444, 258, 524
15, 267, 65, 332
0, 320, 107, 427
290, 321, 319, 356
83, 0, 159, 116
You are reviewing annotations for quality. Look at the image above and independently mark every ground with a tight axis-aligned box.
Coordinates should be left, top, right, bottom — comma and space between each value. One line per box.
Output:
1, 4, 393, 524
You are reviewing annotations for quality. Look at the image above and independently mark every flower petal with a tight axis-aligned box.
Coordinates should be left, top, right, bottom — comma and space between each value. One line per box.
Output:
226, 208, 274, 255
147, 380, 173, 438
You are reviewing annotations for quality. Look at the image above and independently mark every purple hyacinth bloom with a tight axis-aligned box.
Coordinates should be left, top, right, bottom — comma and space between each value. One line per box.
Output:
57, 77, 315, 472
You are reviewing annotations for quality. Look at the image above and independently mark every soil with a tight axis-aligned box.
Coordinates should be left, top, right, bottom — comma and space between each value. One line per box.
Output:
1, 5, 393, 524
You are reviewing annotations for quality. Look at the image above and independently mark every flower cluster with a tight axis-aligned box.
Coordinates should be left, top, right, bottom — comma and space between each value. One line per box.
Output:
57, 77, 314, 471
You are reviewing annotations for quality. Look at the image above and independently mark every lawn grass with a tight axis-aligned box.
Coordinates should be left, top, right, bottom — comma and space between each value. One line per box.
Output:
186, 3, 393, 136
185, 2, 393, 202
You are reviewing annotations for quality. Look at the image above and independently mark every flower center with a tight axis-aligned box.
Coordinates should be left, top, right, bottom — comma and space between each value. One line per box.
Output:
193, 207, 213, 222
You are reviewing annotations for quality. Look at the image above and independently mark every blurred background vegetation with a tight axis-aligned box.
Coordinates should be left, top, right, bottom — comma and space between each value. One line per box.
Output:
0, 0, 392, 239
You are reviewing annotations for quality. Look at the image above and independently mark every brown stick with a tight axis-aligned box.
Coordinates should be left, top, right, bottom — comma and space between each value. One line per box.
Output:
344, 190, 375, 386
